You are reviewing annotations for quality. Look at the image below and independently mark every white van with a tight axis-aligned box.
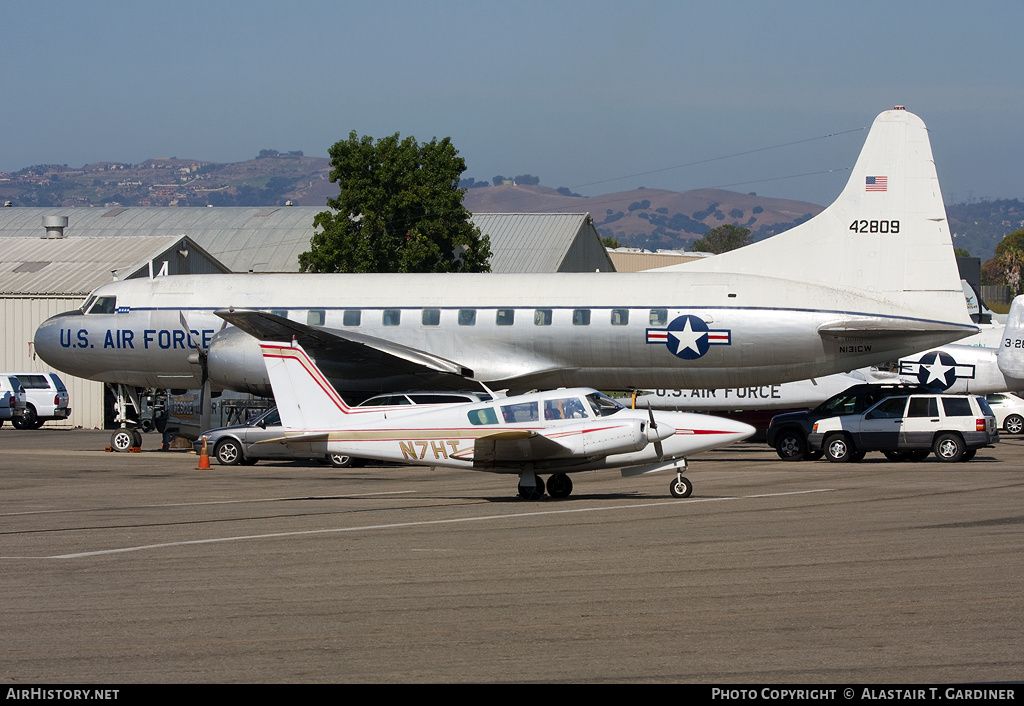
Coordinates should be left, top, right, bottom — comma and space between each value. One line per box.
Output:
10, 372, 71, 428
0, 375, 27, 426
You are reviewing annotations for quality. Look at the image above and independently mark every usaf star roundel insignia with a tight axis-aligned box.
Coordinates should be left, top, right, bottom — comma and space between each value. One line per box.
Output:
646, 314, 731, 360
914, 351, 961, 390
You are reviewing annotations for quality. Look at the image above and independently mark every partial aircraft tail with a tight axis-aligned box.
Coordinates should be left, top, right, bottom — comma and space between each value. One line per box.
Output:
997, 296, 1024, 382
674, 106, 971, 328
260, 339, 352, 431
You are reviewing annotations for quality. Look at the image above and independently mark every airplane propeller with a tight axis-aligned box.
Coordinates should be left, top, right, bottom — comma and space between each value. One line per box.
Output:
181, 312, 213, 434
647, 402, 664, 460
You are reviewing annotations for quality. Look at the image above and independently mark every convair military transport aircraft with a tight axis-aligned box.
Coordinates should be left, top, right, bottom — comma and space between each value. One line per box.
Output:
34, 108, 977, 446
258, 339, 756, 499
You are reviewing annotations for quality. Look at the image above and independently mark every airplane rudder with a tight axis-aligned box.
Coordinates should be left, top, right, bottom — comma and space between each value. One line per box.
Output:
998, 296, 1024, 380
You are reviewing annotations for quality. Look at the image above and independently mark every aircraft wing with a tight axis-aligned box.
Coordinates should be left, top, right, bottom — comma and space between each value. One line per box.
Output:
471, 429, 577, 469
216, 308, 475, 380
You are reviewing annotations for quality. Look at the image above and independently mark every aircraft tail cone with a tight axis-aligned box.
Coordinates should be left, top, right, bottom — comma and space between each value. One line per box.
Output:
196, 436, 211, 470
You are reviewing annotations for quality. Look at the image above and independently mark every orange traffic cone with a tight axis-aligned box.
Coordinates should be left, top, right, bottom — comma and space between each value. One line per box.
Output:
196, 435, 211, 470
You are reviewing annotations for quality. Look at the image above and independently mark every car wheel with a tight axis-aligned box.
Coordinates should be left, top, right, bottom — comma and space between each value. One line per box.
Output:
215, 438, 244, 466
13, 405, 36, 430
961, 448, 977, 462
824, 434, 854, 463
883, 450, 907, 462
1004, 414, 1024, 435
326, 453, 354, 468
774, 430, 807, 461
933, 433, 965, 463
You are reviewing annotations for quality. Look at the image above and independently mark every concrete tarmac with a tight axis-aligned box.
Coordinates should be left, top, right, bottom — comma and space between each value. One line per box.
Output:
1, 428, 1022, 684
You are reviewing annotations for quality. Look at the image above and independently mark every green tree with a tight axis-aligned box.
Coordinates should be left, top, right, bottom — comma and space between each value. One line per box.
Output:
690, 224, 751, 254
299, 131, 491, 273
982, 228, 1024, 292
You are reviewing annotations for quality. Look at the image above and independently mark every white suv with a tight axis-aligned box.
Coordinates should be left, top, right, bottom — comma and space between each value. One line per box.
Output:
10, 372, 71, 429
1, 375, 27, 427
808, 393, 998, 463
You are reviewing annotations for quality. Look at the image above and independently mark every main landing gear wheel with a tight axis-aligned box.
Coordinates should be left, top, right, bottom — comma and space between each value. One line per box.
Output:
517, 477, 545, 501
669, 475, 692, 498
546, 473, 573, 499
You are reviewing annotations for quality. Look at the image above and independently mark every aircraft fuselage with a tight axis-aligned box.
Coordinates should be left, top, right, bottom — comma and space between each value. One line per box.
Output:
34, 271, 975, 397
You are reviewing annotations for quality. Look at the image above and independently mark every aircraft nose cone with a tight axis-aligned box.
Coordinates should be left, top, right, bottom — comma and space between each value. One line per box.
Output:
33, 311, 79, 369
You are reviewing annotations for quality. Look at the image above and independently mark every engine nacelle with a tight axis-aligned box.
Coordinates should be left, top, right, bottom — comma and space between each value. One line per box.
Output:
206, 326, 272, 395
551, 418, 659, 457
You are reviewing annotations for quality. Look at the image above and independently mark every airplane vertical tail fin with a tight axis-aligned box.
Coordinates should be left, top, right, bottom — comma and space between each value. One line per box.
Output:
677, 107, 971, 327
997, 296, 1024, 381
260, 340, 352, 430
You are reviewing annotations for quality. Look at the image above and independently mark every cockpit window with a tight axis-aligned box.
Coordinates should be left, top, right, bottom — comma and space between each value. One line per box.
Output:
585, 392, 624, 417
87, 296, 117, 314
544, 397, 589, 420
80, 295, 96, 313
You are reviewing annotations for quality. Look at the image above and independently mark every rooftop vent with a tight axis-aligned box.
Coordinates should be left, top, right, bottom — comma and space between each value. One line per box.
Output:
41, 215, 68, 238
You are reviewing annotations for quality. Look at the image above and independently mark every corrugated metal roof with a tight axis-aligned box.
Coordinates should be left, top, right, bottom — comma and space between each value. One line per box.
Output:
0, 235, 228, 295
0, 207, 613, 275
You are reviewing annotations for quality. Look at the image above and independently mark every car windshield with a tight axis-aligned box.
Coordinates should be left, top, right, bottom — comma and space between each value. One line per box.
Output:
253, 408, 281, 426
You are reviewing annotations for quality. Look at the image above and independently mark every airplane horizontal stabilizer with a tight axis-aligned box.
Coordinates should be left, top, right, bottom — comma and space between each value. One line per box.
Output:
253, 432, 330, 445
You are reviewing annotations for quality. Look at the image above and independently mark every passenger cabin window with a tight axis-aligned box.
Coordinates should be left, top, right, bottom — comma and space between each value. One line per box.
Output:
907, 397, 939, 417
941, 397, 973, 417
611, 309, 629, 326
269, 309, 288, 319
307, 309, 326, 326
534, 309, 552, 326
544, 397, 588, 420
572, 309, 591, 326
650, 308, 667, 326
458, 309, 476, 326
496, 309, 515, 326
501, 401, 539, 423
88, 297, 117, 314
468, 407, 499, 425
343, 310, 361, 326
422, 308, 440, 326
382, 309, 401, 326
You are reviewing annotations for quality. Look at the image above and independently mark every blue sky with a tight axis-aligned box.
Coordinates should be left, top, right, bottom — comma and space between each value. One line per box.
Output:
4, 1, 1022, 206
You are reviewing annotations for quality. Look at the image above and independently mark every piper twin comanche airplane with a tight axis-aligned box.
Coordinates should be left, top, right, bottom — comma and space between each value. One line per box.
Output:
33, 107, 978, 448
258, 339, 756, 499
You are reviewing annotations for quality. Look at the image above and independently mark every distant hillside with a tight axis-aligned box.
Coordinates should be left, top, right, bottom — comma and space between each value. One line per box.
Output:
946, 199, 1024, 263
3, 156, 1019, 260
463, 184, 823, 250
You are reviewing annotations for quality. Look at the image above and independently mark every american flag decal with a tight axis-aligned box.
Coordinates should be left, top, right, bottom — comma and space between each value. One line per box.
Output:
865, 176, 888, 192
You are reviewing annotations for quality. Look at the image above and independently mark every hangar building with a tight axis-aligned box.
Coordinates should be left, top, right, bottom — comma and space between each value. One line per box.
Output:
0, 207, 613, 430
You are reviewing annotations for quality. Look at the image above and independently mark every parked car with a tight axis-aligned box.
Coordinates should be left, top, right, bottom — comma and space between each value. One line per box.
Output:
766, 383, 923, 461
8, 372, 70, 429
983, 392, 1024, 435
196, 391, 492, 466
808, 393, 998, 463
0, 375, 28, 427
